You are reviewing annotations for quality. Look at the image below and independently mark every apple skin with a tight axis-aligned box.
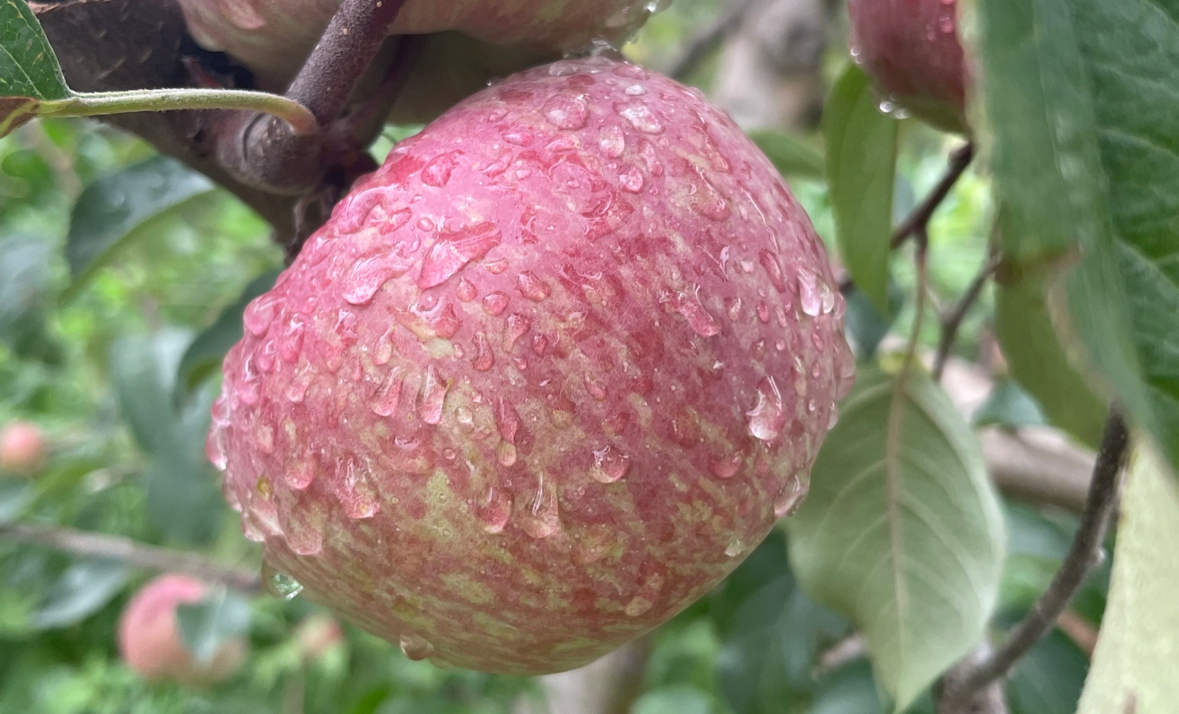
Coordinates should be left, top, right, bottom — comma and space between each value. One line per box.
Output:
177, 0, 662, 120
847, 0, 969, 134
0, 420, 46, 477
118, 575, 247, 686
209, 56, 854, 675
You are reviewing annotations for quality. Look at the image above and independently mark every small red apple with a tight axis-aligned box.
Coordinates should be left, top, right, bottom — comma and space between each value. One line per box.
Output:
118, 575, 247, 686
847, 0, 969, 133
209, 56, 853, 675
0, 420, 46, 477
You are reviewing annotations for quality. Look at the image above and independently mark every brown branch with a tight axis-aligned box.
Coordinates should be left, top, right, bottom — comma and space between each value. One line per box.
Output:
668, 0, 757, 81
0, 521, 263, 595
932, 251, 1002, 381
891, 142, 975, 249
940, 407, 1129, 710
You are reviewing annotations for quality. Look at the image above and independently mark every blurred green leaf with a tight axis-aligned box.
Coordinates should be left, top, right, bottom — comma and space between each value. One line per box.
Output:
0, 480, 34, 522
748, 130, 825, 181
993, 264, 1105, 446
0, 0, 72, 137
1078, 445, 1179, 714
972, 379, 1046, 429
824, 64, 898, 317
0, 233, 60, 364
708, 529, 790, 634
786, 367, 1006, 710
978, 0, 1179, 476
178, 269, 280, 392
108, 330, 190, 457
29, 558, 127, 629
177, 590, 251, 664
1006, 630, 1088, 714
633, 687, 714, 714
63, 157, 214, 296
843, 284, 903, 360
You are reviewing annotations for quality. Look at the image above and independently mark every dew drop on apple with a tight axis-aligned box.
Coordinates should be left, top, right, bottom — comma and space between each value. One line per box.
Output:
710, 452, 743, 479
676, 287, 721, 337
773, 473, 808, 518
418, 366, 449, 425
544, 94, 590, 130
371, 367, 404, 417
797, 268, 823, 316
399, 632, 435, 661
480, 485, 512, 533
262, 561, 304, 600
591, 446, 631, 483
243, 294, 279, 336
206, 424, 229, 471
599, 125, 626, 158
724, 538, 745, 558
482, 291, 510, 315
516, 271, 551, 301
747, 377, 786, 441
617, 103, 664, 134
456, 277, 478, 302
618, 165, 645, 193
342, 254, 394, 305
521, 474, 561, 538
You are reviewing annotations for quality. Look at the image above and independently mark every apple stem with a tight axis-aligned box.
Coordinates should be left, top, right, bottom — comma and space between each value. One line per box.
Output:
0, 521, 263, 595
938, 407, 1129, 711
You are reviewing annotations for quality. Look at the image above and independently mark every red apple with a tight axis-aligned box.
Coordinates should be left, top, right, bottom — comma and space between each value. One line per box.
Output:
209, 56, 854, 675
847, 0, 969, 133
177, 0, 666, 121
118, 575, 247, 686
0, 420, 46, 477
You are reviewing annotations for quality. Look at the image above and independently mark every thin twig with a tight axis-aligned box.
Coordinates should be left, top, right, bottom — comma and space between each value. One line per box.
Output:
0, 522, 263, 595
941, 408, 1129, 708
891, 142, 975, 249
669, 0, 758, 81
932, 251, 1002, 380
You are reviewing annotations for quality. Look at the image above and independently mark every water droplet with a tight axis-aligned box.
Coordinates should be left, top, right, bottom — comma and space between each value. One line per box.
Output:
584, 373, 607, 400
285, 459, 315, 490
342, 253, 395, 305
747, 377, 786, 442
598, 125, 626, 158
472, 332, 495, 371
756, 302, 770, 323
618, 165, 645, 193
421, 152, 459, 187
456, 277, 478, 302
480, 485, 512, 533
686, 168, 730, 221
372, 367, 404, 416
419, 366, 449, 425
819, 281, 837, 314
262, 562, 303, 600
676, 287, 721, 337
521, 473, 561, 538
286, 363, 314, 403
544, 94, 590, 130
624, 84, 646, 96
504, 313, 531, 350
758, 250, 787, 293
418, 222, 502, 289
279, 316, 305, 363
710, 452, 743, 479
205, 424, 229, 471
624, 573, 664, 617
591, 446, 631, 483
497, 442, 518, 467
516, 271, 551, 301
504, 129, 534, 146
774, 474, 808, 517
399, 632, 434, 661
243, 294, 280, 336
482, 291, 510, 315
724, 538, 745, 558
495, 397, 522, 444
617, 103, 664, 134
797, 268, 822, 316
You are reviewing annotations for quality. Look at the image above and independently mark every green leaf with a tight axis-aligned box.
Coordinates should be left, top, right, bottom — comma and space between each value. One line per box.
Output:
1006, 631, 1088, 714
748, 129, 825, 181
632, 687, 714, 714
177, 590, 251, 664
178, 269, 281, 392
0, 481, 33, 522
786, 366, 1006, 710
1077, 445, 1179, 714
108, 330, 191, 457
972, 379, 1046, 430
824, 64, 898, 317
29, 558, 128, 629
0, 0, 71, 137
63, 156, 215, 296
810, 660, 884, 714
993, 264, 1106, 447
844, 284, 904, 360
977, 0, 1179, 474
0, 233, 59, 364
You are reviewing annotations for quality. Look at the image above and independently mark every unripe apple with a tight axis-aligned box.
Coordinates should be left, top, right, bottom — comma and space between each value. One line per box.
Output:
209, 56, 854, 675
295, 613, 344, 659
0, 420, 46, 477
118, 575, 247, 686
177, 0, 666, 120
847, 0, 969, 134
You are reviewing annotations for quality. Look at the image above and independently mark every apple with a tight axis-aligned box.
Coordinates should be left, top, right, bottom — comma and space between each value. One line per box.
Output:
118, 575, 247, 686
0, 420, 46, 477
176, 0, 667, 122
209, 56, 854, 675
847, 0, 969, 134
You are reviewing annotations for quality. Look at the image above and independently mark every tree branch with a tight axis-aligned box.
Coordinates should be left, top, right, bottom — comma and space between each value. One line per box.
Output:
0, 521, 263, 595
891, 142, 974, 249
932, 251, 1002, 381
940, 407, 1129, 709
668, 0, 757, 81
